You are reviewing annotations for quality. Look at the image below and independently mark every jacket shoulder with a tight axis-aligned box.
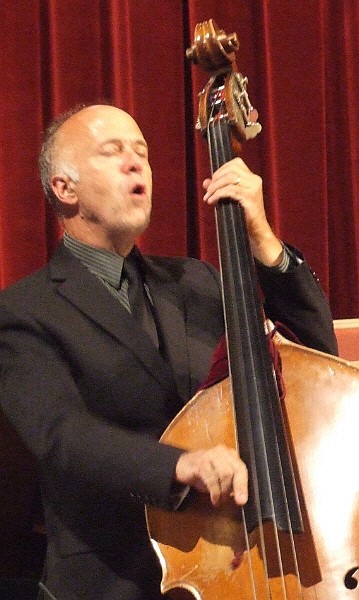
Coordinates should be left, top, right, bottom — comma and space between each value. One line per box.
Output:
144, 255, 219, 282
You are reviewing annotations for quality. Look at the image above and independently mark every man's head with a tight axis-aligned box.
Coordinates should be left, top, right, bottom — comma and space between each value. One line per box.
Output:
39, 104, 153, 256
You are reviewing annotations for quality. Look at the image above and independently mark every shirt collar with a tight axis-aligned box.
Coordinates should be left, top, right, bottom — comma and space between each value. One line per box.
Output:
63, 232, 125, 288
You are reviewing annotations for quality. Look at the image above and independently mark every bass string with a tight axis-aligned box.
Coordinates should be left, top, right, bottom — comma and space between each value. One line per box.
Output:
207, 103, 303, 598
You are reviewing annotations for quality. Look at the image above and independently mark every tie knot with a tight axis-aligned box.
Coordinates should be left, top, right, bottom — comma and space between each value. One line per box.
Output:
122, 255, 141, 286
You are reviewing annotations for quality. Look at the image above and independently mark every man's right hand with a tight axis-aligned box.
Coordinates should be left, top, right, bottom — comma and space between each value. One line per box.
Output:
175, 444, 248, 507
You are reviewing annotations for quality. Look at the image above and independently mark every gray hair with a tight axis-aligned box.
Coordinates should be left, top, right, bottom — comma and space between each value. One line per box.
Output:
38, 104, 86, 213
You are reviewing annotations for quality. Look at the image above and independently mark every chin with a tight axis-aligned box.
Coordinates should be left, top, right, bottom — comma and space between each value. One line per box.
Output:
136, 221, 150, 237
135, 208, 151, 231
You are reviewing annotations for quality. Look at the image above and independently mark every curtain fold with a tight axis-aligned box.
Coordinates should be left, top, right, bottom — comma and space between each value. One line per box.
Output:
1, 0, 359, 317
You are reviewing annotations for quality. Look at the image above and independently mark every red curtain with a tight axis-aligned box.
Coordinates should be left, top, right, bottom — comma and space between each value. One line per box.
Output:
1, 0, 359, 317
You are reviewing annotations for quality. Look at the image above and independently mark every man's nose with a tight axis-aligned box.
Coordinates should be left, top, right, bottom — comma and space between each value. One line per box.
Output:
120, 148, 142, 173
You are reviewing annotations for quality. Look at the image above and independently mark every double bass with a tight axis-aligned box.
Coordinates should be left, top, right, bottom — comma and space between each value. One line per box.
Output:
146, 19, 359, 599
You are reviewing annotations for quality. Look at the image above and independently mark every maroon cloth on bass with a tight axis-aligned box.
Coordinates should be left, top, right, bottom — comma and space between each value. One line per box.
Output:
197, 322, 302, 401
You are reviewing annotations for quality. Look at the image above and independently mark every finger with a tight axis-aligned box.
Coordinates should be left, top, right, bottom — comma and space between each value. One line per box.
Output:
204, 171, 242, 198
208, 448, 248, 505
198, 460, 223, 506
204, 449, 243, 505
202, 177, 211, 190
203, 183, 244, 205
232, 462, 249, 505
208, 478, 222, 506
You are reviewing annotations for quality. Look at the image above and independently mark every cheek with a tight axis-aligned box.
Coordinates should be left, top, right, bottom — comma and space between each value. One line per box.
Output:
76, 170, 106, 198
142, 164, 152, 189
90, 179, 126, 210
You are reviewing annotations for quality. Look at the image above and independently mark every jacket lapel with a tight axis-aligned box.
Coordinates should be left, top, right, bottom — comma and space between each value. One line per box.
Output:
48, 245, 178, 394
144, 259, 191, 403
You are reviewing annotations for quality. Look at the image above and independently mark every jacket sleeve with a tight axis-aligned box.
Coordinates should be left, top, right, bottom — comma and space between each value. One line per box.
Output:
0, 303, 184, 511
256, 256, 338, 356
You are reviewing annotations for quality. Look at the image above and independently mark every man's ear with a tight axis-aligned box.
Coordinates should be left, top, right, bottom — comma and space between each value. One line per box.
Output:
51, 175, 78, 207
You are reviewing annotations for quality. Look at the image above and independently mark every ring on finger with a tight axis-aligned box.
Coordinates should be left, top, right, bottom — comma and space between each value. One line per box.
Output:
233, 176, 241, 186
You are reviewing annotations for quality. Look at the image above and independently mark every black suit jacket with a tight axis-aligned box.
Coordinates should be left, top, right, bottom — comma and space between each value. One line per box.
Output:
0, 243, 337, 599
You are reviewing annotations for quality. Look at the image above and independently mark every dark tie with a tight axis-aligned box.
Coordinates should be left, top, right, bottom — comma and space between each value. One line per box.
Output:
121, 256, 159, 347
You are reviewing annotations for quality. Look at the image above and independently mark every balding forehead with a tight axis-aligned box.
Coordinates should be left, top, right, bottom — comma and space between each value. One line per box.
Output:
52, 105, 147, 169
58, 105, 143, 143
71, 105, 137, 128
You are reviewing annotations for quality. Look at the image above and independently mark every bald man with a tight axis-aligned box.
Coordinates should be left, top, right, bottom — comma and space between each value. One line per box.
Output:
0, 104, 337, 599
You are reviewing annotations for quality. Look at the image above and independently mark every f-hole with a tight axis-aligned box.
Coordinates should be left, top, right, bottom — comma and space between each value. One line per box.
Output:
344, 567, 359, 590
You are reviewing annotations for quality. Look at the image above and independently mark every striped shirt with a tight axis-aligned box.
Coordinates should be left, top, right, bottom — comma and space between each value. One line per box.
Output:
63, 233, 131, 311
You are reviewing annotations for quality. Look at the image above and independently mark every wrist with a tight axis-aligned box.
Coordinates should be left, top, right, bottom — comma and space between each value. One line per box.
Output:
250, 231, 284, 267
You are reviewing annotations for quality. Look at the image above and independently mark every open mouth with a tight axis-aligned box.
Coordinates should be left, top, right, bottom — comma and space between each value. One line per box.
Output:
131, 183, 145, 196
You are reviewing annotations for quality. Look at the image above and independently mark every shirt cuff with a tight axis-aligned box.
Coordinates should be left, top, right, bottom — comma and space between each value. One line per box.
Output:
257, 242, 302, 273
168, 482, 191, 510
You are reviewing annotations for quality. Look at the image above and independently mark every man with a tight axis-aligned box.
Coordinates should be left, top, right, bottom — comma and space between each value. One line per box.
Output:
0, 104, 337, 600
